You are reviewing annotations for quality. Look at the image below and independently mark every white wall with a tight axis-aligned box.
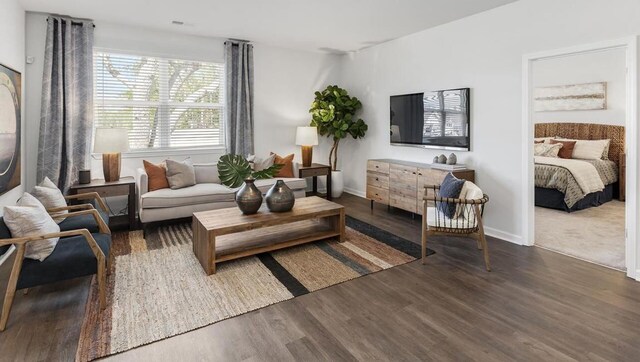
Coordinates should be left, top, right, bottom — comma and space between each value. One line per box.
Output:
533, 47, 626, 125
0, 0, 25, 214
336, 0, 640, 244
24, 12, 340, 205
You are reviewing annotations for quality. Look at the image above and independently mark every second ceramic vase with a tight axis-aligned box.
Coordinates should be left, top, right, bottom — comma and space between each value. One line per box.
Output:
236, 178, 263, 215
266, 180, 295, 212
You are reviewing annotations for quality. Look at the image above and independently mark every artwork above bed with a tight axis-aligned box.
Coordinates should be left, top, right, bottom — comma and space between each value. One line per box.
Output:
534, 82, 607, 112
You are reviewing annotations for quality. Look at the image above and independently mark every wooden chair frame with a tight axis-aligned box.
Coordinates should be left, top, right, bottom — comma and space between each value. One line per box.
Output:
0, 209, 111, 331
63, 192, 109, 214
421, 184, 491, 271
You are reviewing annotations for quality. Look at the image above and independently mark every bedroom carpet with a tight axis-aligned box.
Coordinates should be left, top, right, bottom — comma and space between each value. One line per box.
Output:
535, 201, 625, 270
75, 216, 434, 361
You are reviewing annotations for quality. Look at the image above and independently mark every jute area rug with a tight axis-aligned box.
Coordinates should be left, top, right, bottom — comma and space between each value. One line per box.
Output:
76, 216, 434, 361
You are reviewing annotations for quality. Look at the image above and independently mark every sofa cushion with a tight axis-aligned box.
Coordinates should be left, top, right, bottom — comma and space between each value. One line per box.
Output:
17, 233, 111, 290
58, 207, 110, 233
252, 178, 307, 193
193, 163, 220, 184
141, 183, 236, 209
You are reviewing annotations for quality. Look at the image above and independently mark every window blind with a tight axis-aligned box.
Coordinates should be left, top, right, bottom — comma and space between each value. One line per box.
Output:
94, 51, 225, 151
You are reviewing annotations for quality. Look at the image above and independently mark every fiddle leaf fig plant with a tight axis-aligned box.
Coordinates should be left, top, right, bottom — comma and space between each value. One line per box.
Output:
309, 85, 367, 171
217, 154, 283, 188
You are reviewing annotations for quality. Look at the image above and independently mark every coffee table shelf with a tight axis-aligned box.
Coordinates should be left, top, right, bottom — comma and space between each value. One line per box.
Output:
192, 197, 345, 275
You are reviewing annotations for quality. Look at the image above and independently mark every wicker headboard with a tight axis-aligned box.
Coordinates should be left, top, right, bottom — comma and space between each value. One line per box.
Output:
534, 123, 625, 165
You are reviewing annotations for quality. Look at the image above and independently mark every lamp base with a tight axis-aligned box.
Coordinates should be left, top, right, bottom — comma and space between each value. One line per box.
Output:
102, 152, 121, 182
301, 146, 313, 167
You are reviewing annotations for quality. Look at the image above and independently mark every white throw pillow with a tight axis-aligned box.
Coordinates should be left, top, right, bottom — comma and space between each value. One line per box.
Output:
534, 137, 553, 144
165, 159, 196, 189
193, 163, 221, 184
4, 193, 60, 261
32, 177, 68, 219
555, 138, 610, 160
247, 154, 276, 171
454, 182, 484, 220
534, 143, 563, 157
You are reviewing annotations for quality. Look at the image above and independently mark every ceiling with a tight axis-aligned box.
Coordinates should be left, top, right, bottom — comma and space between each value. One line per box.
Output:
20, 0, 518, 53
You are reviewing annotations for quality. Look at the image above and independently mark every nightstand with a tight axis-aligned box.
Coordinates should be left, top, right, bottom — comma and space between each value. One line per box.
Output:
68, 177, 137, 230
298, 163, 332, 201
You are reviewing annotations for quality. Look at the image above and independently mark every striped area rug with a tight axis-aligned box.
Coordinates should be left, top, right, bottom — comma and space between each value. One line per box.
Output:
76, 216, 434, 361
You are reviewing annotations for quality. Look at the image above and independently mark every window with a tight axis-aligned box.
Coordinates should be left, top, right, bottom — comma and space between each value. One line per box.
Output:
93, 51, 224, 152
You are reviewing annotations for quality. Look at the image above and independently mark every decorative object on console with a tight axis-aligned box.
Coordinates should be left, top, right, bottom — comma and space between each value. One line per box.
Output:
447, 153, 457, 165
0, 63, 21, 196
432, 156, 439, 163
430, 163, 468, 171
93, 128, 129, 182
79, 170, 91, 184
265, 180, 295, 212
437, 154, 447, 164
235, 177, 263, 215
295, 126, 319, 167
309, 85, 368, 198
534, 82, 606, 111
217, 154, 283, 188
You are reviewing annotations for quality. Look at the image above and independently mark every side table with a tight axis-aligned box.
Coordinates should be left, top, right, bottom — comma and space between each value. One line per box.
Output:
68, 176, 137, 230
298, 163, 332, 201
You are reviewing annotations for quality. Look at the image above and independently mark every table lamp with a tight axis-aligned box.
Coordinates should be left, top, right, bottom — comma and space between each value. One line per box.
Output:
296, 126, 318, 167
93, 127, 129, 182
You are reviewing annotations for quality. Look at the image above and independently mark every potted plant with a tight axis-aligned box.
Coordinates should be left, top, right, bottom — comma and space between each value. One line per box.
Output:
309, 85, 367, 198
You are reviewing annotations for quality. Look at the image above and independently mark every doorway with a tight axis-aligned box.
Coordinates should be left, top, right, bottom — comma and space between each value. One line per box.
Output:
522, 37, 638, 279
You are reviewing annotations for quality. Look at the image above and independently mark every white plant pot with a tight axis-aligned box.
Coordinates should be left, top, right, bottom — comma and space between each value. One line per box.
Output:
331, 170, 344, 198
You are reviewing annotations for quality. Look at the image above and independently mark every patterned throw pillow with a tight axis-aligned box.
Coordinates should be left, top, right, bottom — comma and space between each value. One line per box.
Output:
32, 177, 68, 218
534, 143, 563, 157
437, 173, 465, 219
4, 193, 60, 261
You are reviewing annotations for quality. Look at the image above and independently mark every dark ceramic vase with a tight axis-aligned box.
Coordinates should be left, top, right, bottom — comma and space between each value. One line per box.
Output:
265, 180, 295, 212
236, 178, 263, 215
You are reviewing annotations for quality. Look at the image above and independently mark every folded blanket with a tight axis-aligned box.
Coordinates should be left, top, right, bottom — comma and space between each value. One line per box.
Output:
534, 156, 605, 195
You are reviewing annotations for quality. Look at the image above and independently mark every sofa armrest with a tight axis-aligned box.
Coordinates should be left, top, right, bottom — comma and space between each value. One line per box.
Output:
292, 162, 300, 177
136, 168, 148, 212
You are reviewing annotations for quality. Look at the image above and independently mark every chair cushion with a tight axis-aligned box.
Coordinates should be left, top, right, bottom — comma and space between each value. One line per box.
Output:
141, 183, 236, 208
17, 233, 111, 290
58, 207, 110, 233
438, 173, 465, 218
252, 178, 307, 193
0, 217, 12, 255
426, 207, 477, 230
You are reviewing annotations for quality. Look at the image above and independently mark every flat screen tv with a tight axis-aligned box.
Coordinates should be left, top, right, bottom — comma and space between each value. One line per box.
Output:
390, 87, 470, 151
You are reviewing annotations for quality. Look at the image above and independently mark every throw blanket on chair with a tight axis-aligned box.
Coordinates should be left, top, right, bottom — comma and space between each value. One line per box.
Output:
534, 156, 605, 195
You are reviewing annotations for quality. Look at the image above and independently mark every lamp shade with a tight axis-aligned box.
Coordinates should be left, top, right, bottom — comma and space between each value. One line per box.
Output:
93, 128, 130, 153
295, 126, 318, 146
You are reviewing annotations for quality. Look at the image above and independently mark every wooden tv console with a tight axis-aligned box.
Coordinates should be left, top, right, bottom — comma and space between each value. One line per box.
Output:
366, 159, 475, 215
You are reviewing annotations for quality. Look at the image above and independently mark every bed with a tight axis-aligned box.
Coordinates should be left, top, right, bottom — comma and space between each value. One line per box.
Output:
534, 123, 625, 212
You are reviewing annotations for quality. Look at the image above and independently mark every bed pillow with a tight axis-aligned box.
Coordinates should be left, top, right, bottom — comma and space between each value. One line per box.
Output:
31, 177, 68, 219
550, 139, 577, 159
534, 143, 563, 157
193, 163, 221, 184
165, 159, 196, 189
534, 137, 553, 144
556, 138, 610, 160
4, 193, 60, 261
438, 173, 465, 218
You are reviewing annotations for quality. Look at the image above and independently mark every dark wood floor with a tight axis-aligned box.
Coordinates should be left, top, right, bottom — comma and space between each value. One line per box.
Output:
1, 193, 640, 361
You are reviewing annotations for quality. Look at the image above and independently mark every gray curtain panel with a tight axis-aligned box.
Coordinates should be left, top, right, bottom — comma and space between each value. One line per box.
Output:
224, 41, 254, 156
37, 16, 94, 192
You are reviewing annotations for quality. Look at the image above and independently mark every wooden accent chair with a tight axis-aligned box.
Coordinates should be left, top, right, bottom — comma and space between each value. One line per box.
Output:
0, 193, 111, 331
421, 184, 491, 271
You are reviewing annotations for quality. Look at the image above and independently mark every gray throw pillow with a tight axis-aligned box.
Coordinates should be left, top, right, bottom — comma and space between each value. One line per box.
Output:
165, 159, 196, 189
193, 163, 221, 184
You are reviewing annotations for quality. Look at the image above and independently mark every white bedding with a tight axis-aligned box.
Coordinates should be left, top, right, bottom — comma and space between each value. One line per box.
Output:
534, 156, 605, 194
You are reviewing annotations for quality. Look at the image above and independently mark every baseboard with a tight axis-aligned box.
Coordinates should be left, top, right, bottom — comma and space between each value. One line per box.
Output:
344, 187, 365, 198
484, 226, 524, 245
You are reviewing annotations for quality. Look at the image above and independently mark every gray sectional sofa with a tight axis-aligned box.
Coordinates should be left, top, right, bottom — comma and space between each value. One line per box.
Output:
135, 163, 307, 223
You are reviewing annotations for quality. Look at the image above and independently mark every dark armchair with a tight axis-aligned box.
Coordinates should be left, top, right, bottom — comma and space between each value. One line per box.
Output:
0, 205, 111, 331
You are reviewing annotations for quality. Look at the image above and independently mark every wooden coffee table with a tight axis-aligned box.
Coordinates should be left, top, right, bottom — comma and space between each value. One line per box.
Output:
192, 196, 345, 275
